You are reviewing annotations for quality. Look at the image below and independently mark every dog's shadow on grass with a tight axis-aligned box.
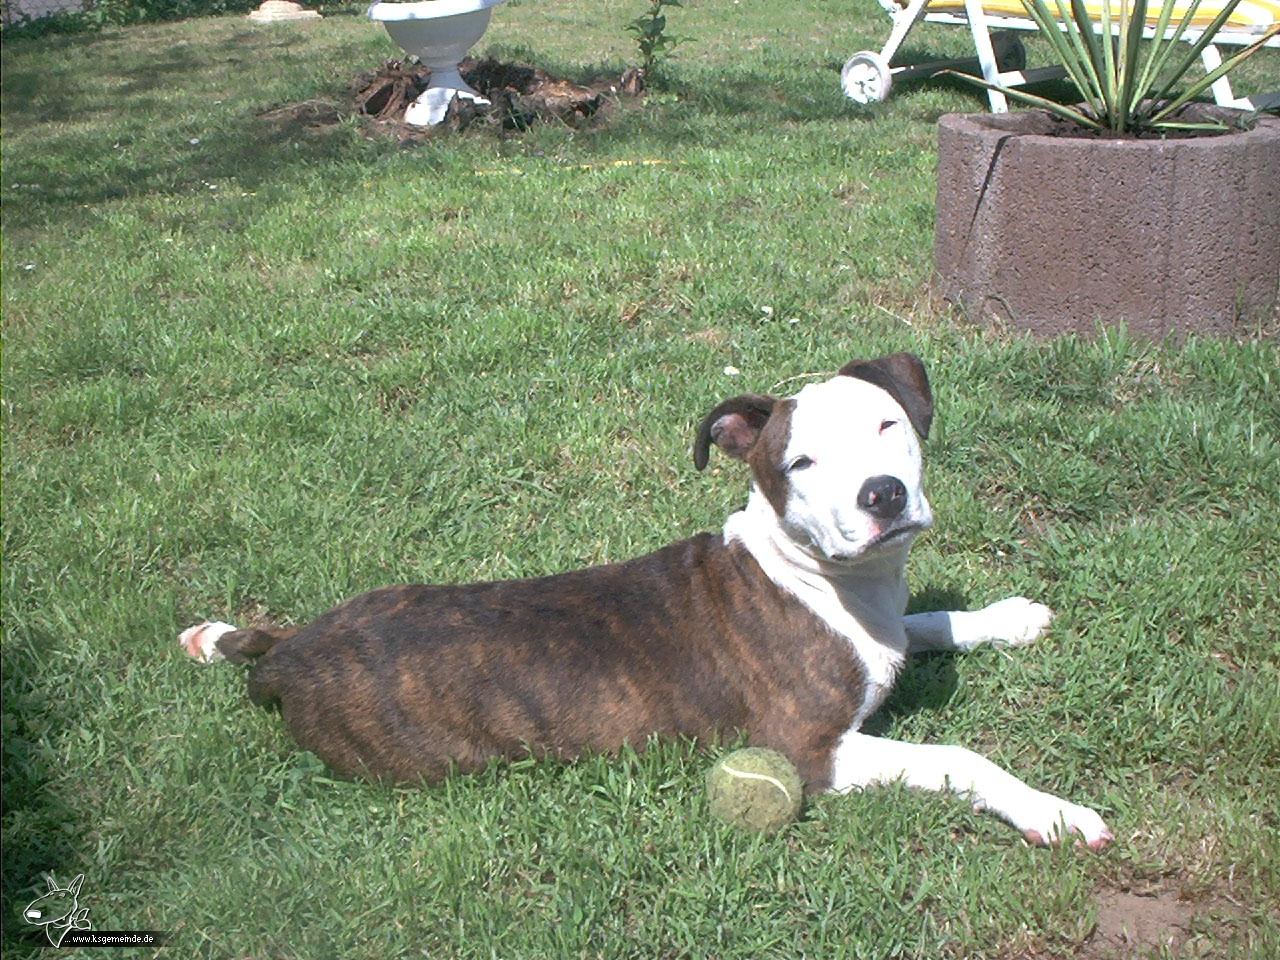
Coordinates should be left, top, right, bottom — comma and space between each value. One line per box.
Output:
863, 584, 969, 735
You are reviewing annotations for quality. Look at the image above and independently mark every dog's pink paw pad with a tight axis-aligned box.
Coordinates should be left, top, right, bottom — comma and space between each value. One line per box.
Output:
1023, 829, 1046, 846
179, 621, 237, 663
1086, 829, 1115, 852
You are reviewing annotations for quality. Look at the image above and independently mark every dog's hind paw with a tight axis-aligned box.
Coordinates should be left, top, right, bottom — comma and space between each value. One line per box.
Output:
179, 621, 238, 663
978, 596, 1054, 647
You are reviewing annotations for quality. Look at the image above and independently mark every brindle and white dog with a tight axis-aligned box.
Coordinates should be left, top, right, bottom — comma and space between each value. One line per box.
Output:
182, 352, 1111, 848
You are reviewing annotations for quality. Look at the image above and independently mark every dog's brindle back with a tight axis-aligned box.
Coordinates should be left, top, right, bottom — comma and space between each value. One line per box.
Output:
221, 533, 865, 787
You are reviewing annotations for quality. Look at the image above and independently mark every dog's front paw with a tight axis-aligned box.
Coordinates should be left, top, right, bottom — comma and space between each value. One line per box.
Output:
1016, 792, 1112, 851
978, 596, 1054, 647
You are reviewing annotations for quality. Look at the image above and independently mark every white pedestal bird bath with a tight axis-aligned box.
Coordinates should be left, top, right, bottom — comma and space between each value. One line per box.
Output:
368, 0, 507, 126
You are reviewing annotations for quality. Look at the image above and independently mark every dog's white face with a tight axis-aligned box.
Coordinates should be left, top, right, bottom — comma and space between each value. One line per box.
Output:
778, 375, 932, 564
695, 353, 935, 569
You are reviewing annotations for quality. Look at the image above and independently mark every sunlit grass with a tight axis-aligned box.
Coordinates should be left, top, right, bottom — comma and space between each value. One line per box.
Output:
4, 4, 1278, 957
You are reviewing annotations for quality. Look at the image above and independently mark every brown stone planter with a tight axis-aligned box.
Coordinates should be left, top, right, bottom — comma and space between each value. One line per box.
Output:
933, 109, 1280, 338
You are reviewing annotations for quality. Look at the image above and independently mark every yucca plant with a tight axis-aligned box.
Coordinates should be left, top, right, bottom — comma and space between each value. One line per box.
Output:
954, 0, 1279, 133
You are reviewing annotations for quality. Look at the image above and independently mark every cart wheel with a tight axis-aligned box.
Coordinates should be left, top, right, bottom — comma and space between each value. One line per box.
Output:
841, 51, 893, 104
992, 32, 1026, 72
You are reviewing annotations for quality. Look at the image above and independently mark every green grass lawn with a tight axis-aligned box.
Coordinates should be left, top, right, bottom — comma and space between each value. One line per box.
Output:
3, 2, 1278, 957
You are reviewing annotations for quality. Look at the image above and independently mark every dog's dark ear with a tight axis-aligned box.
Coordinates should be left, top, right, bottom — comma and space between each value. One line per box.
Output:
693, 394, 777, 470
839, 352, 933, 439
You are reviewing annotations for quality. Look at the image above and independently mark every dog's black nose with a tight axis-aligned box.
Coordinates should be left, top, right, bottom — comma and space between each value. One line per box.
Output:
857, 475, 908, 520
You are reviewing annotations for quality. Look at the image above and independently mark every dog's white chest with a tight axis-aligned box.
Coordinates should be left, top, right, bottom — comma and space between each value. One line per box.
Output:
851, 639, 904, 727
815, 580, 909, 729
725, 507, 909, 729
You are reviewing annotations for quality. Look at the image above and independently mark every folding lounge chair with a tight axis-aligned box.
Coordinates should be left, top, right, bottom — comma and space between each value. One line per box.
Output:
841, 0, 1280, 112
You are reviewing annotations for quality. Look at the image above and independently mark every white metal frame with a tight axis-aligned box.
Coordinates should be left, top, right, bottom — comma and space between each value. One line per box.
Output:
841, 0, 1280, 112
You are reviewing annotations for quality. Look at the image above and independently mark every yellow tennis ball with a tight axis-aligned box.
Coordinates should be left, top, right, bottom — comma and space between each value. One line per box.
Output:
706, 747, 803, 833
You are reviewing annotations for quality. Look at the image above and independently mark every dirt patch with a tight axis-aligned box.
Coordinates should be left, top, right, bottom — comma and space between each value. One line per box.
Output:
1000, 882, 1253, 959
262, 58, 642, 143
1086, 888, 1195, 957
685, 328, 729, 347
260, 98, 346, 131
1072, 885, 1253, 960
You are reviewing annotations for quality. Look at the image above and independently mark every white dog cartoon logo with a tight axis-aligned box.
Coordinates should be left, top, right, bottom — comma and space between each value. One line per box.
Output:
23, 874, 91, 947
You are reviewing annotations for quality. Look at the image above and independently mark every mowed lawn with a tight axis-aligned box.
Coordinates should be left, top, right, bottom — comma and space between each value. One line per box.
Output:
2, 2, 1278, 957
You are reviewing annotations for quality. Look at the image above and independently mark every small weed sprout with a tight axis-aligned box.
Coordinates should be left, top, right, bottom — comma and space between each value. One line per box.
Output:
627, 0, 686, 78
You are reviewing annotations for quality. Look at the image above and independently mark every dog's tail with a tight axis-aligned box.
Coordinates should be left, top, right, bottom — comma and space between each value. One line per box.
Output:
221, 626, 298, 664
179, 621, 299, 709
178, 621, 297, 664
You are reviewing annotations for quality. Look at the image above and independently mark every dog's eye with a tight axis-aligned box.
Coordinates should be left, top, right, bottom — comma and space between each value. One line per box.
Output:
879, 419, 898, 434
786, 455, 814, 473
